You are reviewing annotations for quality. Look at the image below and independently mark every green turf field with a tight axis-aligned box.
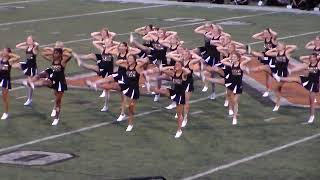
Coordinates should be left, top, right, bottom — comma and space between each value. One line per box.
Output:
0, 0, 319, 179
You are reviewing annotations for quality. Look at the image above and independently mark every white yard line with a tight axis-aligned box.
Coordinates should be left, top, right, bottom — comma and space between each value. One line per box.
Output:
16, 95, 27, 100
0, 0, 45, 6
182, 132, 320, 180
249, 30, 320, 45
0, 93, 224, 153
38, 12, 277, 48
264, 117, 277, 122
190, 110, 203, 115
0, 5, 168, 27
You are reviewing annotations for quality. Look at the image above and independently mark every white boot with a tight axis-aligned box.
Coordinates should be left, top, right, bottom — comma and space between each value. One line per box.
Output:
154, 94, 160, 102
202, 85, 208, 92
99, 90, 106, 98
262, 91, 269, 97
224, 100, 229, 107
174, 130, 182, 138
308, 115, 315, 124
51, 109, 57, 117
232, 118, 237, 125
51, 118, 59, 126
100, 105, 108, 112
126, 124, 133, 132
272, 105, 280, 112
1, 113, 8, 120
24, 99, 32, 106
117, 114, 126, 122
165, 102, 176, 110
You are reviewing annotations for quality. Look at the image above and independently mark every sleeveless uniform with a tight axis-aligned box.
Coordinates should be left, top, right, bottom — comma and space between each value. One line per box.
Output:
122, 64, 140, 100
274, 51, 289, 77
225, 63, 243, 94
95, 49, 113, 78
138, 37, 156, 58
202, 35, 221, 66
163, 45, 177, 67
21, 46, 37, 77
216, 52, 232, 80
300, 62, 320, 92
261, 39, 277, 73
148, 41, 167, 65
182, 60, 194, 92
45, 52, 68, 92
168, 72, 185, 105
0, 58, 11, 89
313, 47, 320, 56
113, 52, 127, 83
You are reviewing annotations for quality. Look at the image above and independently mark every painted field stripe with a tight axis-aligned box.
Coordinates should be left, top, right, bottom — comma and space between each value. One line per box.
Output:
0, 93, 224, 153
38, 11, 277, 47
182, 132, 320, 180
264, 117, 277, 122
190, 111, 203, 115
249, 30, 320, 45
0, 5, 168, 26
0, 0, 45, 6
16, 95, 27, 100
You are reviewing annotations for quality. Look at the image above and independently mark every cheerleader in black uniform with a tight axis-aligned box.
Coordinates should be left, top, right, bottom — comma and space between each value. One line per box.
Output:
167, 49, 201, 127
216, 42, 246, 115
86, 42, 140, 122
266, 42, 297, 112
305, 36, 320, 56
148, 61, 191, 138
15, 36, 39, 106
274, 53, 319, 123
91, 27, 116, 41
204, 53, 251, 125
73, 39, 119, 112
252, 28, 278, 97
134, 24, 156, 47
116, 54, 148, 132
159, 36, 185, 110
0, 48, 21, 120
25, 42, 72, 125
194, 23, 228, 100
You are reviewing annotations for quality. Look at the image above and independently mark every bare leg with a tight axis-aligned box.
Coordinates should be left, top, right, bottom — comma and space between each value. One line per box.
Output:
175, 104, 184, 138
232, 94, 240, 125
51, 91, 64, 126
272, 82, 284, 111
182, 91, 192, 127
2, 88, 9, 113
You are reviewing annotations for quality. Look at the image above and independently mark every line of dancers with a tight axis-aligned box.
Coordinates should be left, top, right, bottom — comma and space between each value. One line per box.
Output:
0, 24, 319, 138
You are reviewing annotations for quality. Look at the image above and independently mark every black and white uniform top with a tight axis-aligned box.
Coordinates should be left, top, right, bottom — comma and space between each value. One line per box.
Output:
300, 61, 320, 92
138, 38, 154, 58
21, 46, 37, 77
202, 34, 221, 66
113, 52, 128, 83
182, 60, 194, 92
313, 47, 320, 56
260, 38, 277, 67
225, 62, 243, 94
163, 45, 177, 67
148, 41, 168, 65
169, 71, 185, 105
95, 49, 113, 78
0, 58, 11, 89
216, 52, 232, 80
122, 64, 140, 100
274, 50, 289, 77
45, 51, 68, 92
